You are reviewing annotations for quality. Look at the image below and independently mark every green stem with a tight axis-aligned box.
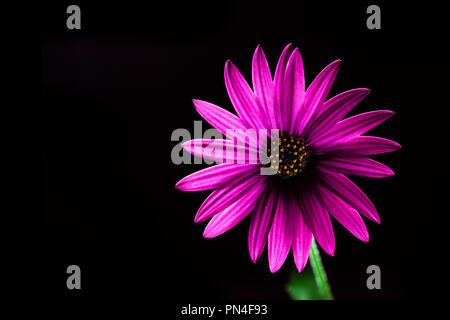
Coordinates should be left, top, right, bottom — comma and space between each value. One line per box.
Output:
309, 238, 333, 300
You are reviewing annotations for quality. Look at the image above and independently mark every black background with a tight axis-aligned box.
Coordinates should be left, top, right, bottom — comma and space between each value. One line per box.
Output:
32, 0, 448, 310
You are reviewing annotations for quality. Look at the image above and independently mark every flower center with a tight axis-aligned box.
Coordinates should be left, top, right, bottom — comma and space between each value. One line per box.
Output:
267, 134, 310, 179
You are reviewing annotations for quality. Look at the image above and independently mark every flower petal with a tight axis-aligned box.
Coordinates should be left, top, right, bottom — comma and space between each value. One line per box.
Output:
311, 110, 394, 147
274, 44, 294, 132
281, 48, 305, 134
315, 136, 401, 156
317, 168, 380, 223
175, 163, 257, 191
225, 60, 267, 129
290, 192, 312, 272
317, 156, 395, 178
194, 167, 262, 223
182, 139, 259, 164
203, 178, 267, 238
295, 60, 341, 136
194, 99, 260, 149
315, 183, 369, 242
306, 88, 370, 140
192, 99, 255, 144
268, 190, 292, 273
248, 185, 277, 263
252, 45, 276, 129
298, 186, 335, 256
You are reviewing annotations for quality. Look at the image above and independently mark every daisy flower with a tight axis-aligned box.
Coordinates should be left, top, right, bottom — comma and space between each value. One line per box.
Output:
175, 44, 400, 273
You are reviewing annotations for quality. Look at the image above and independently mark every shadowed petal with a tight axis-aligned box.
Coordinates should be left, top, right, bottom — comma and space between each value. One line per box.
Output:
175, 163, 257, 191
203, 179, 268, 238
295, 60, 341, 136
290, 192, 313, 272
252, 45, 276, 129
318, 168, 380, 223
311, 110, 394, 147
195, 167, 263, 223
315, 136, 401, 156
268, 190, 292, 273
281, 48, 305, 134
298, 187, 335, 256
248, 185, 277, 263
274, 44, 294, 132
316, 183, 369, 242
225, 61, 267, 129
306, 88, 370, 140
317, 156, 395, 178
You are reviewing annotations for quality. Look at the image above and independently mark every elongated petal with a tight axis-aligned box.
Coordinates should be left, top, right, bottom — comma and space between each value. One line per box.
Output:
194, 99, 260, 149
248, 186, 277, 263
225, 61, 267, 129
195, 168, 262, 222
281, 48, 305, 134
317, 157, 395, 178
192, 99, 250, 142
316, 183, 369, 242
315, 136, 401, 156
268, 191, 292, 273
306, 88, 370, 140
175, 163, 257, 191
274, 44, 294, 132
298, 187, 335, 256
295, 60, 341, 136
182, 139, 259, 164
192, 99, 258, 149
203, 179, 267, 238
290, 193, 312, 272
312, 110, 394, 147
252, 45, 276, 129
317, 168, 380, 223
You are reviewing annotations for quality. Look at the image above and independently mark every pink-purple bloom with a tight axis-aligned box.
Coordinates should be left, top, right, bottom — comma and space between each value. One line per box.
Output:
175, 44, 400, 273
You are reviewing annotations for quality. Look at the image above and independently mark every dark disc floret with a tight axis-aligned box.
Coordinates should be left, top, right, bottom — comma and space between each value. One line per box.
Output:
267, 134, 310, 179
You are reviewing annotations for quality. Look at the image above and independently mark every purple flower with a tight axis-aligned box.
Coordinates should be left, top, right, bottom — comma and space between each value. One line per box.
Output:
175, 44, 400, 273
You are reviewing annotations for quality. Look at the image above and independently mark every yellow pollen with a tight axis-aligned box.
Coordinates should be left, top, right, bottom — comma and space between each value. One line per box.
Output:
266, 135, 310, 179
